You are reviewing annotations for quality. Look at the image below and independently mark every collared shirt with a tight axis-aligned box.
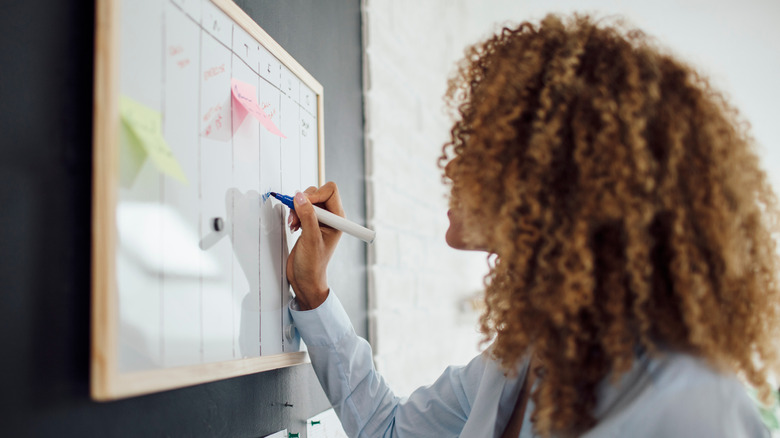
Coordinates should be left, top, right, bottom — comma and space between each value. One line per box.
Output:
290, 292, 769, 437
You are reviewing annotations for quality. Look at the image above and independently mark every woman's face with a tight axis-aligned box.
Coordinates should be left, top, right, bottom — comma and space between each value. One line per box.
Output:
446, 205, 488, 251
445, 206, 469, 249
445, 157, 489, 251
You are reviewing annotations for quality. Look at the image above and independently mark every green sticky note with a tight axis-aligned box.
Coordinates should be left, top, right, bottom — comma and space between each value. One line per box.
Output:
119, 95, 188, 184
119, 120, 146, 188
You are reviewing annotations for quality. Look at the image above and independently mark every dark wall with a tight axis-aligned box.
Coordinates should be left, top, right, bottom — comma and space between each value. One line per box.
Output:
0, 1, 365, 436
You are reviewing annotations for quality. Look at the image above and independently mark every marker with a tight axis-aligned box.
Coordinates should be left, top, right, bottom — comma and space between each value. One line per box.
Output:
270, 192, 376, 244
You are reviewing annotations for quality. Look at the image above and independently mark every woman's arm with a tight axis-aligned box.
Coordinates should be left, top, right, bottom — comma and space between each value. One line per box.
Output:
291, 291, 483, 437
285, 183, 344, 311
286, 183, 481, 437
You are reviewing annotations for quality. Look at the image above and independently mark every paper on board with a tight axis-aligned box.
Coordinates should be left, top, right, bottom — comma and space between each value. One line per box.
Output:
231, 78, 286, 138
201, 79, 286, 141
119, 95, 188, 184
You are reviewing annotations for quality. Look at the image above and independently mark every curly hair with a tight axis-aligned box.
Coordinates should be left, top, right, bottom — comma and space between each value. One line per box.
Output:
441, 13, 780, 437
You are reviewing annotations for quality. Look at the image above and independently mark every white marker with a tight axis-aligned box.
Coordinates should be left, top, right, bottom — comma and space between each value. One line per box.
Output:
270, 192, 376, 244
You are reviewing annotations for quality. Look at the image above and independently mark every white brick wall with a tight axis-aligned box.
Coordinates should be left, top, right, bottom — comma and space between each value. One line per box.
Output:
362, 0, 500, 397
362, 0, 780, 397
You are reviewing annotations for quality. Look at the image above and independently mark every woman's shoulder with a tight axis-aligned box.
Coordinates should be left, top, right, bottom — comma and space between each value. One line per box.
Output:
621, 351, 769, 437
641, 352, 736, 394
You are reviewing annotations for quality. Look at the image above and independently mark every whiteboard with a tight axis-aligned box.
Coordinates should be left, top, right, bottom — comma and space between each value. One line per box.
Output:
92, 0, 324, 400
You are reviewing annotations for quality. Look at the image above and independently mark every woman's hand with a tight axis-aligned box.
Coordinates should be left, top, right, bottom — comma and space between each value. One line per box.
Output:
286, 182, 344, 310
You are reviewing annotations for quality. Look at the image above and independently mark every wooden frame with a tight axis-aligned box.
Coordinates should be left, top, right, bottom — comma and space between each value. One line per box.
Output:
92, 0, 324, 401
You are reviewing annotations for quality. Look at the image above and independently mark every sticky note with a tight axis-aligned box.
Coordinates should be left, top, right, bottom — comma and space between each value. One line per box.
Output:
119, 121, 147, 188
231, 78, 286, 138
120, 96, 188, 184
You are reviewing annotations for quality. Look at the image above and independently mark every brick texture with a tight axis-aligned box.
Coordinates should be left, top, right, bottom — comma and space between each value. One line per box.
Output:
361, 0, 780, 397
362, 0, 501, 396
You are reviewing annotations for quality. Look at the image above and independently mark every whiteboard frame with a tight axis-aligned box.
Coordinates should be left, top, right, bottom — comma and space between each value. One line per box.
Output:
91, 0, 325, 401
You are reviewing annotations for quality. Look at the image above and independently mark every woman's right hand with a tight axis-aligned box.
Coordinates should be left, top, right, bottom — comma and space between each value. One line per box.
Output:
286, 182, 344, 310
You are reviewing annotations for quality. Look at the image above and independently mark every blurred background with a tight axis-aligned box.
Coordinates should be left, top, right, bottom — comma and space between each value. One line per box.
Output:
362, 0, 780, 396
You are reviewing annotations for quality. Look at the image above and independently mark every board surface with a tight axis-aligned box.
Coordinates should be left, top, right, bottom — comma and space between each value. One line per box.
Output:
92, 0, 324, 400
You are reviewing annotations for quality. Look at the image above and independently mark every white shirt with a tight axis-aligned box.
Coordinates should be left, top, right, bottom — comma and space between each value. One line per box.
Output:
290, 292, 769, 437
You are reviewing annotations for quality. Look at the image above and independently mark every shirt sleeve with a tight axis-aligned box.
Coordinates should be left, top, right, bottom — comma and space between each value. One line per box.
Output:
290, 291, 483, 438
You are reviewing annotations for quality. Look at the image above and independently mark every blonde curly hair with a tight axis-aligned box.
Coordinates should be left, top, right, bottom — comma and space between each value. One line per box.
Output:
441, 13, 780, 437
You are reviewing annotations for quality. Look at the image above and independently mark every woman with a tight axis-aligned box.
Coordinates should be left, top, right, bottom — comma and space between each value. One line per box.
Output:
285, 14, 779, 437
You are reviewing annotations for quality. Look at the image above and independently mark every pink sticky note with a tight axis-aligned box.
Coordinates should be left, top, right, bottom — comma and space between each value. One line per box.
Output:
231, 78, 286, 138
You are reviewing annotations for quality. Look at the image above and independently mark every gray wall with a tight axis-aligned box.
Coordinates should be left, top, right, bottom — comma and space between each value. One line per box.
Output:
0, 1, 365, 436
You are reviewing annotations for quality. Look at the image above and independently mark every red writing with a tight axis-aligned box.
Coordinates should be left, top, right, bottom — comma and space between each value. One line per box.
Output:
204, 114, 223, 137
204, 64, 225, 81
168, 45, 184, 56
260, 102, 276, 119
169, 45, 189, 69
203, 104, 223, 122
